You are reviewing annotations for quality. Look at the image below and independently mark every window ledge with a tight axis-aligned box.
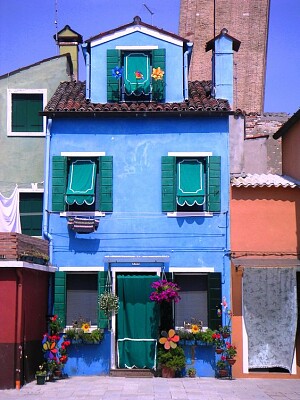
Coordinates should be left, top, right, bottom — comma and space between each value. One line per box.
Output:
166, 212, 213, 217
60, 212, 105, 217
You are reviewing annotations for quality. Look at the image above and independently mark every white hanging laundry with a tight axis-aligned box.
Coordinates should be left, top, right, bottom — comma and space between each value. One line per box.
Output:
0, 186, 22, 233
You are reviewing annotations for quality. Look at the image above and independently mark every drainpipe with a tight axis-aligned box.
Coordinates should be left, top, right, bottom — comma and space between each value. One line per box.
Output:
43, 118, 54, 315
15, 269, 23, 389
183, 42, 193, 100
82, 43, 90, 100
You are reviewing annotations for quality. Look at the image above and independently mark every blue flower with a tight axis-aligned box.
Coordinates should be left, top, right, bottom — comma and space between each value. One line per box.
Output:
112, 66, 123, 80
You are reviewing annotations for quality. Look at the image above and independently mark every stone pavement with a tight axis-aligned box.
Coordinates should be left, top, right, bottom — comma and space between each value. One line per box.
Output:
1, 376, 300, 400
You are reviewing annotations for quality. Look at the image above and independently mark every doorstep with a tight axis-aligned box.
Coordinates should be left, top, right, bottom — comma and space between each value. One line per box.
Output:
109, 368, 154, 378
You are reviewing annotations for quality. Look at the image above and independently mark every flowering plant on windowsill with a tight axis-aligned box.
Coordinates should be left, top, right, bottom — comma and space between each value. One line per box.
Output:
149, 280, 181, 303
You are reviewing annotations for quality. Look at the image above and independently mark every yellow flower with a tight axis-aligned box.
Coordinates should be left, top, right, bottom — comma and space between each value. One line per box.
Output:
191, 324, 200, 334
151, 67, 164, 81
81, 323, 90, 333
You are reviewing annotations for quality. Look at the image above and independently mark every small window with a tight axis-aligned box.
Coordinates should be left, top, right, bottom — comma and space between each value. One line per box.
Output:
19, 192, 43, 236
107, 48, 166, 102
7, 89, 46, 136
174, 274, 208, 328
66, 274, 98, 325
162, 155, 221, 213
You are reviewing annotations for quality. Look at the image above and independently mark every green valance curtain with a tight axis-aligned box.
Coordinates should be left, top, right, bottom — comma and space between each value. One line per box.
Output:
124, 53, 151, 96
117, 275, 159, 369
66, 160, 96, 205
177, 159, 205, 206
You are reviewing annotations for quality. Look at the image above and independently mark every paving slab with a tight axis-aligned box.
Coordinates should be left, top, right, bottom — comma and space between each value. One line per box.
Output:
1, 377, 300, 400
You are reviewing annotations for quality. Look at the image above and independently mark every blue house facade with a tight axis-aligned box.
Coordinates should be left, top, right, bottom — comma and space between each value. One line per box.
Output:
42, 17, 239, 376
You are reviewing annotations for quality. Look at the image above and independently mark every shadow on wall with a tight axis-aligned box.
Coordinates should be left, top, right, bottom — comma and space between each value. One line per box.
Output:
64, 331, 111, 376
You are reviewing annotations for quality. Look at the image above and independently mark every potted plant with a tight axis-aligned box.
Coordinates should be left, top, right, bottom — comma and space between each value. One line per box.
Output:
216, 356, 228, 377
158, 346, 186, 378
224, 343, 237, 364
212, 332, 224, 353
158, 329, 185, 377
149, 279, 181, 303
218, 325, 231, 338
48, 314, 63, 335
35, 364, 47, 385
187, 367, 196, 378
99, 291, 119, 329
82, 328, 104, 344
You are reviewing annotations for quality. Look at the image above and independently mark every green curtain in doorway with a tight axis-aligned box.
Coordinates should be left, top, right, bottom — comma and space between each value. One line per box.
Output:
117, 275, 159, 369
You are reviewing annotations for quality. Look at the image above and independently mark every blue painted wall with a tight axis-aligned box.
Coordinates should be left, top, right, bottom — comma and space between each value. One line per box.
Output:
48, 115, 229, 269
89, 31, 185, 103
64, 331, 111, 376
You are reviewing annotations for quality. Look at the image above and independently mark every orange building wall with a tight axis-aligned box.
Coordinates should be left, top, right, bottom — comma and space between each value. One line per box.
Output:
231, 186, 300, 255
230, 185, 300, 378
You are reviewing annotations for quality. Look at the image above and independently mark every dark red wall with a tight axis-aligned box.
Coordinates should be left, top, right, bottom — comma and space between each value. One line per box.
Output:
0, 267, 50, 389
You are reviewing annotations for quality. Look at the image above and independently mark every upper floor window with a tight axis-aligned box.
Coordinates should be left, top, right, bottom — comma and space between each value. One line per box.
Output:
52, 153, 113, 214
19, 190, 43, 236
161, 153, 221, 214
107, 48, 165, 102
7, 89, 47, 136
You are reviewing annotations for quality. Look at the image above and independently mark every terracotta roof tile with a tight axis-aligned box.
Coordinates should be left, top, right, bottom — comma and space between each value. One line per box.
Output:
44, 80, 231, 114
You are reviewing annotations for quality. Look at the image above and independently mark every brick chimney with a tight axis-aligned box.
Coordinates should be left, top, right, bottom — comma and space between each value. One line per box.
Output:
54, 25, 83, 81
206, 28, 240, 108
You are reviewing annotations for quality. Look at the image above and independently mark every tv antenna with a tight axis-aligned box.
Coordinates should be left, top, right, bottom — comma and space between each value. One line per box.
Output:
143, 3, 154, 25
54, 0, 59, 53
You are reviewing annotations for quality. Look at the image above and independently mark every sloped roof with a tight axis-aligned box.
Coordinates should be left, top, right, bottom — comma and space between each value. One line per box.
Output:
43, 80, 231, 115
85, 16, 189, 45
273, 108, 300, 139
231, 174, 300, 188
0, 54, 73, 80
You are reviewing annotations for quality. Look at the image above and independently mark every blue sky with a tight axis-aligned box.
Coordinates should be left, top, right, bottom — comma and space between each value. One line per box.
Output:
0, 0, 299, 114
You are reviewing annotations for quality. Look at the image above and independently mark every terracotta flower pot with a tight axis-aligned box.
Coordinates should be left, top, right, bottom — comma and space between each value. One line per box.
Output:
222, 333, 230, 338
218, 369, 228, 377
227, 358, 236, 365
215, 348, 223, 354
161, 366, 175, 378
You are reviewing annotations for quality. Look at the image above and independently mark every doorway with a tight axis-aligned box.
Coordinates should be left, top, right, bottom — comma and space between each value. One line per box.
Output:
116, 274, 159, 369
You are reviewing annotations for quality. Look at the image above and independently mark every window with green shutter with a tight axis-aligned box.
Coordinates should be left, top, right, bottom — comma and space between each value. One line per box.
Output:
54, 272, 105, 328
12, 93, 43, 132
162, 155, 221, 213
107, 48, 166, 102
174, 272, 222, 330
19, 192, 43, 236
52, 155, 113, 213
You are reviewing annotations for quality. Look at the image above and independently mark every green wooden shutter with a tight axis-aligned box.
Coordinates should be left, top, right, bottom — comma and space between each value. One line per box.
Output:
12, 94, 43, 132
207, 156, 221, 212
52, 156, 67, 212
54, 271, 66, 327
152, 49, 166, 101
99, 156, 113, 212
162, 156, 176, 212
98, 271, 108, 329
107, 49, 121, 102
28, 94, 43, 132
207, 272, 222, 330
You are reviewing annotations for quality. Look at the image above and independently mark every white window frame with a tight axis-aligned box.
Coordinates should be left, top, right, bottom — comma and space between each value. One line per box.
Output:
18, 187, 44, 238
7, 89, 47, 137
